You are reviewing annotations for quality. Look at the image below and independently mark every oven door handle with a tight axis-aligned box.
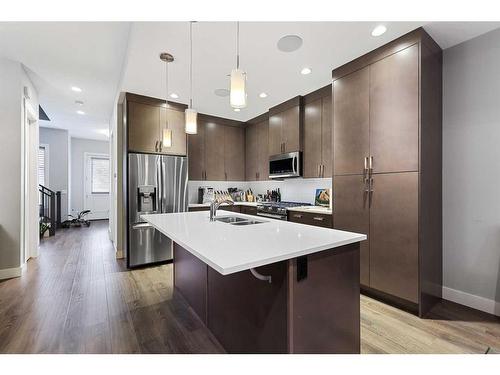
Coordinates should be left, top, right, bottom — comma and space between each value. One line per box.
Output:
292, 154, 297, 176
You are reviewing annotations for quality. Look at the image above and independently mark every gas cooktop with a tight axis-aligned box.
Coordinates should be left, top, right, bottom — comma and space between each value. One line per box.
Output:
256, 201, 311, 220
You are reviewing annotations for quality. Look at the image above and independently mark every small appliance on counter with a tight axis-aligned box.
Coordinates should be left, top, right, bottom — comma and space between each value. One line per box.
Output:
198, 186, 214, 204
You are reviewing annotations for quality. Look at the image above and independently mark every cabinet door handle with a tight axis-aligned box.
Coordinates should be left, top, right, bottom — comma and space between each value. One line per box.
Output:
369, 156, 373, 175
225, 172, 227, 181
364, 156, 368, 177
318, 164, 321, 177
159, 140, 163, 152
369, 177, 374, 207
313, 216, 324, 221
321, 164, 325, 177
155, 140, 159, 152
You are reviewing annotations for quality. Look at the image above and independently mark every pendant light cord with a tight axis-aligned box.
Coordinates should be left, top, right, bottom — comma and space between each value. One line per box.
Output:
165, 59, 169, 129
189, 21, 193, 109
236, 21, 240, 69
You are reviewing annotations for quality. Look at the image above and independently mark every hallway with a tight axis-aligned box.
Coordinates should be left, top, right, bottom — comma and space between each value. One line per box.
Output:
0, 221, 499, 354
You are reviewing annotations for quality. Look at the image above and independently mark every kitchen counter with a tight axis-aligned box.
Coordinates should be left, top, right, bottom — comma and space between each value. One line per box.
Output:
141, 211, 365, 354
287, 205, 332, 215
141, 211, 364, 275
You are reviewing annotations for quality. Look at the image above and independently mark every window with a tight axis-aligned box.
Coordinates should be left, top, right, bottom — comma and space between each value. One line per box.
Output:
91, 157, 110, 194
38, 145, 47, 186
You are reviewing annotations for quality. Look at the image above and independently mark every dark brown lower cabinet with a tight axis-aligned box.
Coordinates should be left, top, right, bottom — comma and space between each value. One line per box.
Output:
369, 172, 419, 303
173, 242, 360, 353
240, 205, 257, 216
287, 211, 333, 228
333, 175, 370, 286
333, 172, 418, 305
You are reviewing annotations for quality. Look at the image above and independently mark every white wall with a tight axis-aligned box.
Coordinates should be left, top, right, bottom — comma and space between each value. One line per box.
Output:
70, 137, 109, 214
39, 127, 70, 218
443, 27, 500, 315
188, 178, 331, 205
0, 57, 38, 278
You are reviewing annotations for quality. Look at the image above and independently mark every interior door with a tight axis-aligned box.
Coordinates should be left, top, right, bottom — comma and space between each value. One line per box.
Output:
268, 113, 282, 156
303, 98, 322, 178
245, 123, 258, 181
369, 44, 419, 173
128, 100, 160, 153
333, 67, 370, 176
204, 122, 225, 180
84, 153, 110, 220
369, 172, 419, 303
224, 125, 245, 181
187, 120, 205, 180
333, 175, 370, 286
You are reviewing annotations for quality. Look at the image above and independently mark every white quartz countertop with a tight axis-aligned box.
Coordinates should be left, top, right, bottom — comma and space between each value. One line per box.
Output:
188, 202, 259, 208
141, 211, 366, 275
287, 206, 332, 215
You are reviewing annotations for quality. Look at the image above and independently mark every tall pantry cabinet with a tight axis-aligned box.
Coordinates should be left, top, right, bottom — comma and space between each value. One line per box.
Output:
332, 28, 442, 316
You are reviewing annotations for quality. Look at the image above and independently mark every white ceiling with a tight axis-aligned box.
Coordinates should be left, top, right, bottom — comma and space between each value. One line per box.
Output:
1, 21, 499, 139
0, 22, 131, 141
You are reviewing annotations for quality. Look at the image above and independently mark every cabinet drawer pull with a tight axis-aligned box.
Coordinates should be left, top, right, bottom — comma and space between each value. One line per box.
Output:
313, 216, 324, 221
293, 214, 303, 218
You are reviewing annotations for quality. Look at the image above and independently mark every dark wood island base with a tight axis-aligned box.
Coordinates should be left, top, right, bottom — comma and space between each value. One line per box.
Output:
173, 242, 360, 354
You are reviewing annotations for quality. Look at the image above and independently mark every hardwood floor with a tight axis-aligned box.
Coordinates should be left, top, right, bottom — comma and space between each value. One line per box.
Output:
0, 221, 498, 354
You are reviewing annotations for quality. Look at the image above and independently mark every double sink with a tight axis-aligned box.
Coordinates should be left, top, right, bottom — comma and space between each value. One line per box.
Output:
215, 215, 267, 226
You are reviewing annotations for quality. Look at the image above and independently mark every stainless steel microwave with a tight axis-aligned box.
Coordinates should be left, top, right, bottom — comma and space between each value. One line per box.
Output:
269, 151, 302, 179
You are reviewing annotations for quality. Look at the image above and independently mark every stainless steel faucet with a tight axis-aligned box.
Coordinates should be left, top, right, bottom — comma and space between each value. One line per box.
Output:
210, 199, 234, 221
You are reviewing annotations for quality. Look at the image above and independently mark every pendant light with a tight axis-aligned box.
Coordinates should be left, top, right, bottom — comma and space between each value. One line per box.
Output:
185, 21, 198, 134
230, 22, 247, 109
160, 52, 173, 148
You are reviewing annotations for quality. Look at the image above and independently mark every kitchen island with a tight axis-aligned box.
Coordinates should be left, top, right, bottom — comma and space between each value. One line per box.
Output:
142, 211, 366, 353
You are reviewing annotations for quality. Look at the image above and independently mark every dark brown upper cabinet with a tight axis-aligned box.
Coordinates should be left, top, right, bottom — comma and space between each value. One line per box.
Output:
268, 96, 303, 156
204, 121, 225, 181
369, 44, 419, 174
188, 114, 245, 181
224, 125, 245, 181
303, 86, 332, 178
128, 100, 160, 154
245, 114, 269, 181
333, 67, 370, 176
332, 28, 443, 317
187, 119, 205, 180
126, 93, 187, 156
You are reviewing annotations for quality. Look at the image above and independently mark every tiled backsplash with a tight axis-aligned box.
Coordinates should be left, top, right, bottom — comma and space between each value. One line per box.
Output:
188, 178, 331, 205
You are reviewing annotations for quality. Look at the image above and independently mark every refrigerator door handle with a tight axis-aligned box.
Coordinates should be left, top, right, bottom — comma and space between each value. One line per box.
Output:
156, 156, 162, 213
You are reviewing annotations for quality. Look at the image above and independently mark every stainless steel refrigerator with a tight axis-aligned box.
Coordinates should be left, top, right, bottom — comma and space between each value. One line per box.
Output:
127, 153, 188, 268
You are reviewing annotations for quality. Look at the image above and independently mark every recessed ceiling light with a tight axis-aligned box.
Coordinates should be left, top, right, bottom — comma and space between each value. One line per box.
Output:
170, 93, 179, 99
71, 86, 82, 92
259, 92, 268, 98
301, 67, 312, 75
234, 108, 241, 112
214, 88, 230, 97
75, 100, 84, 106
277, 35, 303, 52
371, 25, 387, 37
76, 110, 85, 115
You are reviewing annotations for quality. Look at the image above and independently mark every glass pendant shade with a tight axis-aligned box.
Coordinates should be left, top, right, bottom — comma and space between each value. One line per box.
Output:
185, 108, 198, 134
162, 128, 172, 148
230, 68, 247, 109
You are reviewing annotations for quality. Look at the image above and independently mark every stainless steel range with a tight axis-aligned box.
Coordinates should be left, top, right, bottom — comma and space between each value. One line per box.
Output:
256, 201, 311, 221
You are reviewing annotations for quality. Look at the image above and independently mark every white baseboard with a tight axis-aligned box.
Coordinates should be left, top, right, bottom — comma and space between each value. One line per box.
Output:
0, 266, 22, 280
443, 286, 500, 317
